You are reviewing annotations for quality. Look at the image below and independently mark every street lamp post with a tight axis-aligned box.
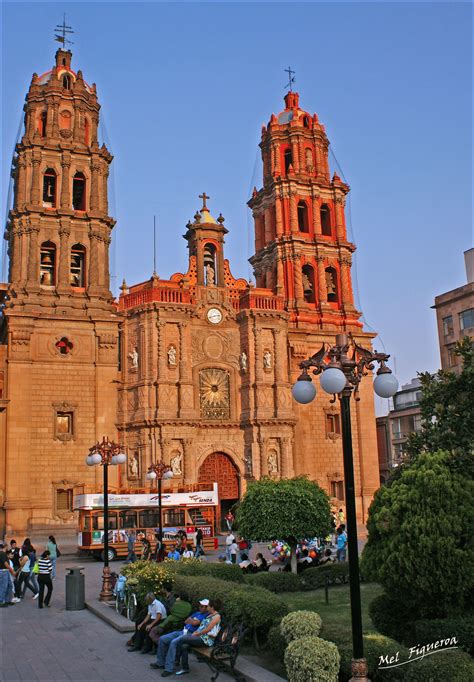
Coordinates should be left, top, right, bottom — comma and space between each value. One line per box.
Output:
292, 333, 398, 681
86, 436, 126, 601
146, 461, 173, 544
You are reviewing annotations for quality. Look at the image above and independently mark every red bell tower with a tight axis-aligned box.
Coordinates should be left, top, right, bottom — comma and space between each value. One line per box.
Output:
248, 91, 362, 329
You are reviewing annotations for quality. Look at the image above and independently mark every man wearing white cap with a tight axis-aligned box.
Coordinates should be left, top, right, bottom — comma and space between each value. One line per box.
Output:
151, 599, 210, 676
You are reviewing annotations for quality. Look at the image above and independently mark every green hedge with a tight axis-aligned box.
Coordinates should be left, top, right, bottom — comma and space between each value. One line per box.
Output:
402, 650, 474, 681
300, 563, 350, 590
411, 616, 474, 656
267, 622, 286, 660
369, 593, 417, 644
171, 574, 288, 633
280, 610, 322, 644
173, 559, 245, 583
337, 633, 409, 681
244, 571, 302, 593
285, 636, 340, 682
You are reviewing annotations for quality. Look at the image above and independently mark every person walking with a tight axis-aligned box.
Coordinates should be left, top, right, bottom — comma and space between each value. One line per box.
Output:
37, 550, 53, 608
0, 543, 16, 607
15, 552, 38, 600
27, 544, 39, 595
336, 527, 347, 562
47, 535, 59, 579
125, 531, 137, 564
224, 510, 234, 531
194, 528, 204, 558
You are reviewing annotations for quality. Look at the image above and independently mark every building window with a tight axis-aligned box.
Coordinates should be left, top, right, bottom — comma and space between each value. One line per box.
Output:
42, 169, 57, 207
302, 264, 315, 303
303, 116, 310, 128
447, 345, 458, 368
320, 204, 332, 236
56, 488, 73, 513
284, 148, 292, 174
62, 74, 72, 90
326, 413, 341, 438
442, 315, 454, 336
38, 111, 47, 137
459, 309, 474, 332
53, 402, 76, 441
72, 172, 86, 210
325, 267, 338, 303
330, 480, 344, 501
70, 244, 86, 287
297, 201, 309, 232
55, 337, 73, 355
40, 241, 56, 285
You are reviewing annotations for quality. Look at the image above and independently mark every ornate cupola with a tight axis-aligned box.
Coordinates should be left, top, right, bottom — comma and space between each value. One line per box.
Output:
183, 193, 228, 287
248, 90, 362, 329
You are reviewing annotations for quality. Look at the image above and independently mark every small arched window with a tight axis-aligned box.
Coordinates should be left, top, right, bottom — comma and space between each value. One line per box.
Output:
320, 204, 332, 236
42, 169, 57, 208
59, 110, 72, 130
302, 264, 316, 303
62, 74, 72, 90
284, 148, 293, 174
38, 111, 47, 137
325, 267, 338, 303
72, 172, 86, 210
297, 201, 309, 233
62, 58, 66, 66
203, 243, 217, 286
70, 244, 86, 287
40, 241, 56, 286
303, 115, 310, 128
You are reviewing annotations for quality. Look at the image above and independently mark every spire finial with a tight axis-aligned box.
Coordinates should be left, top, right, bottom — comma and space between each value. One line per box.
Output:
284, 66, 296, 92
54, 13, 74, 48
199, 192, 210, 210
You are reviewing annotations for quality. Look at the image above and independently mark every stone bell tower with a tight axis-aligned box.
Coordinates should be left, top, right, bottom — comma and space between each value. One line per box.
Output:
249, 90, 362, 330
1, 49, 120, 537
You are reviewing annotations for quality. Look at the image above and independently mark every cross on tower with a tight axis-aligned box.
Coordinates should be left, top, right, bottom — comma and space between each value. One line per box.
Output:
54, 13, 74, 47
284, 66, 296, 92
199, 192, 210, 210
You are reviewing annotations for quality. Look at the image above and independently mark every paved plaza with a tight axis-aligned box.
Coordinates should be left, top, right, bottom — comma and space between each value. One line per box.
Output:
0, 557, 235, 682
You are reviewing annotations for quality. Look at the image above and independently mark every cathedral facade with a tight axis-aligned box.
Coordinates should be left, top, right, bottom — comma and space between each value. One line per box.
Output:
0, 50, 379, 538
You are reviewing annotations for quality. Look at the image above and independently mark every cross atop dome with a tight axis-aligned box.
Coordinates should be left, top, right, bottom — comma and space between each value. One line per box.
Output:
199, 192, 210, 210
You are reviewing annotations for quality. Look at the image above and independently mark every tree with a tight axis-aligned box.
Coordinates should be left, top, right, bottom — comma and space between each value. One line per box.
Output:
405, 337, 474, 469
361, 450, 474, 619
236, 477, 331, 573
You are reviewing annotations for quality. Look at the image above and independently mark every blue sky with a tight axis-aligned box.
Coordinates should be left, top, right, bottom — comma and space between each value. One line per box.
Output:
2, 2, 472, 407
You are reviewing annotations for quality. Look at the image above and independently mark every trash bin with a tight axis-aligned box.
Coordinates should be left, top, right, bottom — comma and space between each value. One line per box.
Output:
65, 566, 85, 610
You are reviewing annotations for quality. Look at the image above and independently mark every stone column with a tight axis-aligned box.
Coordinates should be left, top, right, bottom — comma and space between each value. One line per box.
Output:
30, 153, 41, 206
103, 236, 111, 291
10, 222, 22, 283
26, 106, 36, 139
291, 139, 300, 173
60, 154, 71, 209
280, 437, 294, 478
27, 226, 40, 284
254, 325, 263, 383
340, 257, 353, 305
183, 438, 195, 484
289, 191, 298, 233
51, 100, 59, 139
334, 196, 346, 240
196, 237, 205, 285
45, 103, 54, 138
90, 160, 101, 211
157, 321, 166, 380
273, 143, 281, 175
276, 257, 284, 294
179, 322, 189, 380
293, 255, 304, 304
88, 227, 100, 290
258, 435, 268, 476
101, 159, 109, 214
275, 197, 283, 236
73, 105, 82, 142
57, 219, 71, 289
15, 157, 27, 209
317, 256, 327, 304
312, 192, 321, 235
91, 113, 99, 146
264, 206, 273, 243
273, 328, 285, 384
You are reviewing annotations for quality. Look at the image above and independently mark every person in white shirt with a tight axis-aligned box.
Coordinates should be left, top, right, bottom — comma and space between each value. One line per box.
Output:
225, 531, 235, 561
129, 592, 167, 653
182, 544, 194, 559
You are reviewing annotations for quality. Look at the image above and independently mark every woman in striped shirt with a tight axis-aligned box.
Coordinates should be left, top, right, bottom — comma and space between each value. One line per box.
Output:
37, 550, 53, 609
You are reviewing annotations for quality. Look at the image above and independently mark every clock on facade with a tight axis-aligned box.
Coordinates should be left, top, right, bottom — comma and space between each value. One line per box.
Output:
207, 307, 223, 324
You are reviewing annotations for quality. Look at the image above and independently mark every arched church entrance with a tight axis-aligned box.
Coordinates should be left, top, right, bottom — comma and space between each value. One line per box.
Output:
198, 452, 240, 532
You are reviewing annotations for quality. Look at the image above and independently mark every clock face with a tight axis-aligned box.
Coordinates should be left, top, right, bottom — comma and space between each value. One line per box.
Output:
207, 307, 223, 325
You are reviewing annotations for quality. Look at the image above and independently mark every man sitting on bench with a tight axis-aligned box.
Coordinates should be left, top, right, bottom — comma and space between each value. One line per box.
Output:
172, 598, 223, 677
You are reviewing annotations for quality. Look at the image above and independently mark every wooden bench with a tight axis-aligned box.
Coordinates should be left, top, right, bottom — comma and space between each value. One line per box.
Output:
192, 622, 246, 682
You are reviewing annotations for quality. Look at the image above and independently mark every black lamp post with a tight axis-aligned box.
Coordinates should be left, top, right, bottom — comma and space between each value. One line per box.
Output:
86, 436, 126, 601
146, 461, 173, 544
292, 333, 398, 681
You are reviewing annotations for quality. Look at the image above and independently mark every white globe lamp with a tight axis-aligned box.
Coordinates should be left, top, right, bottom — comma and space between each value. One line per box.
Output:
373, 372, 399, 398
90, 453, 102, 465
147, 470, 157, 480
320, 367, 347, 395
292, 378, 317, 404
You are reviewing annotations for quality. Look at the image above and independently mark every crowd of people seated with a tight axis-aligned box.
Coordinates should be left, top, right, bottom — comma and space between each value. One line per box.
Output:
126, 580, 223, 677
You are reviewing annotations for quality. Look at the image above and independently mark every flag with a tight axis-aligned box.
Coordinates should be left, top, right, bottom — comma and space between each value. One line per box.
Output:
55, 35, 65, 43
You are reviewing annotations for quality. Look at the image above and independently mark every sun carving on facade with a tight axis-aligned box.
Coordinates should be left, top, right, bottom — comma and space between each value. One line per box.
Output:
199, 368, 230, 419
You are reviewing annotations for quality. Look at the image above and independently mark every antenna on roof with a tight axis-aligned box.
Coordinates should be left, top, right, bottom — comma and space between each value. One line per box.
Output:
54, 13, 74, 48
284, 66, 296, 92
153, 215, 157, 276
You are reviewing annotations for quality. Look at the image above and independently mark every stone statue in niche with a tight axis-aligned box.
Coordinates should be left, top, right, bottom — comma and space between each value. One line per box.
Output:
325, 270, 336, 296
128, 452, 139, 478
206, 264, 215, 286
170, 452, 182, 477
240, 351, 248, 372
305, 148, 314, 172
167, 345, 177, 366
302, 272, 312, 292
263, 350, 272, 370
267, 451, 279, 476
128, 347, 138, 369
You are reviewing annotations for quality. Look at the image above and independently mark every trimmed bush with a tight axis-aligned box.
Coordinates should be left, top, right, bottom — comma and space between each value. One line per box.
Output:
300, 563, 350, 590
244, 571, 302, 593
120, 560, 174, 602
171, 574, 288, 633
266, 622, 287, 661
173, 559, 245, 583
402, 649, 474, 681
284, 635, 340, 682
369, 593, 417, 643
411, 615, 474, 656
337, 633, 408, 681
280, 610, 322, 644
